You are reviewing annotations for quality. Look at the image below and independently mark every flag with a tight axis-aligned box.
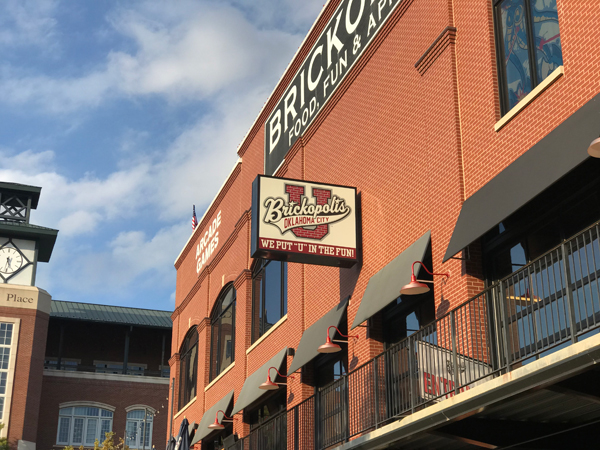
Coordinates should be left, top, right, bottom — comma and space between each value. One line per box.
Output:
192, 205, 198, 230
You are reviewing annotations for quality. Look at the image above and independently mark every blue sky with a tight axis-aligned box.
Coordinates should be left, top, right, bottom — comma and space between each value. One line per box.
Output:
0, 0, 324, 311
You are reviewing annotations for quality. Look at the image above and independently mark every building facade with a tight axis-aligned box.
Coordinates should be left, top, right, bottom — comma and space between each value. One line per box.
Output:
171, 0, 600, 449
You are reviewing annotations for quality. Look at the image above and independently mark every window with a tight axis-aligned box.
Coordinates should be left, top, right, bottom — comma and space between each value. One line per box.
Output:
246, 390, 286, 431
94, 361, 147, 376
56, 406, 113, 446
178, 328, 198, 409
125, 409, 153, 449
44, 357, 80, 371
210, 284, 236, 381
252, 260, 287, 343
0, 323, 13, 421
494, 0, 563, 113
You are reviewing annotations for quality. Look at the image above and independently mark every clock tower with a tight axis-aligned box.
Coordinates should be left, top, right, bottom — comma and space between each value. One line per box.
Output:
0, 182, 58, 286
0, 182, 58, 450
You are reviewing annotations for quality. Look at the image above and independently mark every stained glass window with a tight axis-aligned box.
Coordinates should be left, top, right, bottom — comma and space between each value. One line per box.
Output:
530, 0, 563, 81
495, 0, 563, 112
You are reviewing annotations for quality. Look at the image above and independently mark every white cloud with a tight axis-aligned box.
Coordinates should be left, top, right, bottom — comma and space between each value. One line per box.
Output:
35, 222, 188, 301
0, 0, 58, 48
0, 0, 324, 308
0, 148, 55, 173
0, 0, 307, 113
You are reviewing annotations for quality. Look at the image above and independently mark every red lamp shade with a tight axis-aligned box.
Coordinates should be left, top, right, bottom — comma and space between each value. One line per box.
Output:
207, 417, 225, 430
317, 335, 341, 353
400, 273, 430, 295
588, 137, 600, 158
258, 373, 279, 390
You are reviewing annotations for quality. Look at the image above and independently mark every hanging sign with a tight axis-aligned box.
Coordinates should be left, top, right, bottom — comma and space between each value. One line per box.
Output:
251, 175, 360, 267
417, 341, 492, 401
265, 0, 405, 175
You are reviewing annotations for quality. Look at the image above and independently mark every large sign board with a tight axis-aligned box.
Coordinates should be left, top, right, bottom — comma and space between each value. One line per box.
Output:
265, 0, 405, 175
251, 175, 360, 267
417, 341, 492, 401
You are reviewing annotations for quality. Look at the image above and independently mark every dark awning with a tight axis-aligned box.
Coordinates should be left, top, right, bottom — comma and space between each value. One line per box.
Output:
443, 93, 600, 262
191, 389, 235, 445
231, 347, 288, 415
351, 231, 431, 329
287, 298, 349, 375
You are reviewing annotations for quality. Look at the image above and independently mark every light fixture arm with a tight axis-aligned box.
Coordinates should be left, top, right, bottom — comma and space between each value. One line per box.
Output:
215, 410, 234, 423
411, 261, 450, 282
267, 366, 295, 383
326, 325, 359, 342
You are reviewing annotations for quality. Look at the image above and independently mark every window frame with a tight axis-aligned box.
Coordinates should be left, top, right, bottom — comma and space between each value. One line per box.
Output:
178, 327, 199, 409
251, 259, 288, 343
209, 284, 236, 382
56, 405, 114, 447
493, 0, 562, 115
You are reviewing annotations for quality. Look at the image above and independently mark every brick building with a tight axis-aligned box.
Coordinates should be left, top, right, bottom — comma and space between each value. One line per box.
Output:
0, 182, 172, 450
170, 0, 600, 449
38, 301, 172, 450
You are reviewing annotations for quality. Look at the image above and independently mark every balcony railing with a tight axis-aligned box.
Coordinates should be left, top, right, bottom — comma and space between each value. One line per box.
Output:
229, 221, 600, 450
44, 363, 169, 378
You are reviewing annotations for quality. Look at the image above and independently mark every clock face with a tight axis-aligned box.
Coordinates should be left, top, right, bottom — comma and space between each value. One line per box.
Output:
0, 247, 24, 275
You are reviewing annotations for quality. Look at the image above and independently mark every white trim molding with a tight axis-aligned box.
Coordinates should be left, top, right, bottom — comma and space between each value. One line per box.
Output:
246, 315, 287, 355
495, 66, 564, 132
125, 404, 156, 414
205, 362, 235, 392
59, 401, 116, 412
174, 396, 197, 420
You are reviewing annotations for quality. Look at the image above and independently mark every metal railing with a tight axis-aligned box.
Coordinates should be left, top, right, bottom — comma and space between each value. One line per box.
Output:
232, 221, 600, 450
43, 364, 169, 377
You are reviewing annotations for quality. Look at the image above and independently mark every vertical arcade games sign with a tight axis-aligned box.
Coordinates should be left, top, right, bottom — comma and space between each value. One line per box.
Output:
265, 0, 405, 175
251, 175, 360, 267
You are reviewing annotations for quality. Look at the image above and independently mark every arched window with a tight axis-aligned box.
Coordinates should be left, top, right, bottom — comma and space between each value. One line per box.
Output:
178, 327, 198, 409
56, 404, 114, 446
125, 409, 153, 449
210, 284, 236, 381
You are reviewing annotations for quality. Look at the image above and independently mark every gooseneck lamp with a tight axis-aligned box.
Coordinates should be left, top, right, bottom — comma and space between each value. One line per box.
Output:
317, 325, 359, 354
258, 367, 295, 391
400, 261, 450, 296
207, 410, 234, 430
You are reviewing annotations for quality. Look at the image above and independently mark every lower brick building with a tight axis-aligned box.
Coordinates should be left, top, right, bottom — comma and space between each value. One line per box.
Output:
170, 0, 600, 449
38, 301, 173, 450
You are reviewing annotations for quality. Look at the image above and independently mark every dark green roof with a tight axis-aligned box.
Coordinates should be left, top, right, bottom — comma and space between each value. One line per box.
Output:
0, 182, 41, 209
0, 221, 58, 262
50, 300, 172, 328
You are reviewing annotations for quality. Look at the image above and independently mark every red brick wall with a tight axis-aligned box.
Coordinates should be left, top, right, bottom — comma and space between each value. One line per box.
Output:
37, 375, 169, 450
0, 307, 49, 445
171, 0, 597, 445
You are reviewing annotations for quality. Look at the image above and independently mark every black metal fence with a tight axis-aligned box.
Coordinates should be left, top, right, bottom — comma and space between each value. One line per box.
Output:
230, 221, 600, 450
